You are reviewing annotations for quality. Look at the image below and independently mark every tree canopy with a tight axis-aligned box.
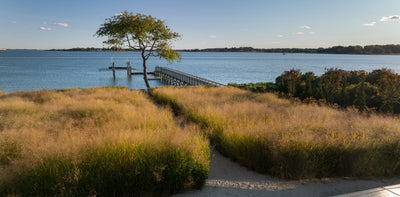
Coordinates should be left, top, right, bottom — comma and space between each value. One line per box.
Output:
96, 11, 181, 88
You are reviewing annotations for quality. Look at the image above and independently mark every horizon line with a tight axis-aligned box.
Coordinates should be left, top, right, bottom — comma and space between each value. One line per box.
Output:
3, 43, 400, 51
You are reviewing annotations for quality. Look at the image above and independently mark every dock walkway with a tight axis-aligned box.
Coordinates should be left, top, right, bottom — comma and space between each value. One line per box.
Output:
155, 66, 225, 87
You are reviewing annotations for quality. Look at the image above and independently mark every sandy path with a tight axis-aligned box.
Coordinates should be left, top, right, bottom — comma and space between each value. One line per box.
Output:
174, 147, 400, 197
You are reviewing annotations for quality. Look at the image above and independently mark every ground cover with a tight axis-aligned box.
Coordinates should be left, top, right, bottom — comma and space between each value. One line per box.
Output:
0, 87, 209, 196
151, 86, 400, 179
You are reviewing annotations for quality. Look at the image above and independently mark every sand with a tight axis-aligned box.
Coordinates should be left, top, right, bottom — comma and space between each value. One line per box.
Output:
173, 147, 400, 197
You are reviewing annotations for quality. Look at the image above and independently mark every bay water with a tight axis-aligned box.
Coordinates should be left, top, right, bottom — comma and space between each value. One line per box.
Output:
1, 50, 400, 92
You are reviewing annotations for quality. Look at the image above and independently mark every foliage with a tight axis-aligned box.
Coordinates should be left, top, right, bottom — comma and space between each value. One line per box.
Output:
0, 87, 209, 196
276, 69, 302, 97
96, 11, 181, 88
152, 86, 400, 179
228, 82, 278, 93
321, 68, 346, 103
231, 68, 400, 114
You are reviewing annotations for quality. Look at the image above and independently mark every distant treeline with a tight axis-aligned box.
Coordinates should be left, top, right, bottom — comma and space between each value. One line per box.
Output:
49, 44, 400, 54
48, 47, 138, 52
184, 45, 400, 55
230, 68, 400, 114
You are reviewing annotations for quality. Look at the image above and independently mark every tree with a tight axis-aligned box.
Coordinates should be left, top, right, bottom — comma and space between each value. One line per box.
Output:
276, 69, 302, 97
96, 11, 181, 89
321, 68, 345, 103
301, 72, 315, 99
354, 80, 367, 111
375, 68, 400, 113
313, 77, 325, 100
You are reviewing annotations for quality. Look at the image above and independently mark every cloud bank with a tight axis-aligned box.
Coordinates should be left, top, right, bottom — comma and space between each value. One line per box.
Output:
380, 15, 400, 21
208, 35, 217, 39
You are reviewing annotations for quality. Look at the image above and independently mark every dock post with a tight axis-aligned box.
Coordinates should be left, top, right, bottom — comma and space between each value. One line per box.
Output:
127, 61, 132, 77
112, 61, 116, 79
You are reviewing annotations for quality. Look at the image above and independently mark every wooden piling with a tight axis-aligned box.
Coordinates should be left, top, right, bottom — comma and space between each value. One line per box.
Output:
127, 61, 132, 77
112, 61, 116, 79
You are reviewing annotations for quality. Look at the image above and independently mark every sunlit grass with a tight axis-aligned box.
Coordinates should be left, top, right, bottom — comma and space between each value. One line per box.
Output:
0, 87, 209, 196
151, 86, 400, 179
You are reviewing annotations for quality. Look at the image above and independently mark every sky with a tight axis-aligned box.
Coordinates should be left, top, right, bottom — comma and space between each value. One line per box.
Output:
1, 0, 400, 49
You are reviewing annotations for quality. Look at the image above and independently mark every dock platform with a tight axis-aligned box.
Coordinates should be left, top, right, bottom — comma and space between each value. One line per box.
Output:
100, 61, 224, 87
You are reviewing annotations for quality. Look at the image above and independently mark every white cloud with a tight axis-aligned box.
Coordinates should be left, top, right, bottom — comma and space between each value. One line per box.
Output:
40, 27, 51, 31
380, 15, 400, 21
52, 23, 69, 27
296, 32, 304, 35
115, 13, 123, 16
363, 22, 376, 26
272, 41, 280, 44
43, 21, 47, 25
208, 35, 217, 39
277, 34, 284, 38
309, 32, 315, 35
300, 25, 311, 29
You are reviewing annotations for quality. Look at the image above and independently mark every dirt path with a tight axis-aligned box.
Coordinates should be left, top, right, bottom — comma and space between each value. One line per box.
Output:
174, 147, 400, 197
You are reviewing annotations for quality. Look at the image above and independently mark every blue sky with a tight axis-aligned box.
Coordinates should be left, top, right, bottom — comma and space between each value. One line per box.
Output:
1, 0, 399, 49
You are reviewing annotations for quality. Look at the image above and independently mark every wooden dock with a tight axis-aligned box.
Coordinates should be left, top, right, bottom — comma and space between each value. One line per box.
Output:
155, 66, 225, 87
100, 61, 225, 87
108, 66, 136, 70
99, 61, 135, 79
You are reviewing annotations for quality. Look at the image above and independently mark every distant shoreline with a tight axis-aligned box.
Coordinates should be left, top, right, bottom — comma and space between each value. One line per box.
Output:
3, 44, 400, 55
47, 44, 400, 55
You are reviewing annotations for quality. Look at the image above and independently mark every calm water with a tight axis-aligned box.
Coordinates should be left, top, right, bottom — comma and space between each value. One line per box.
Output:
1, 50, 400, 92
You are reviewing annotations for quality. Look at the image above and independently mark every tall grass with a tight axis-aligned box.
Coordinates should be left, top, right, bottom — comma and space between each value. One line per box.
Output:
0, 87, 209, 196
151, 86, 400, 179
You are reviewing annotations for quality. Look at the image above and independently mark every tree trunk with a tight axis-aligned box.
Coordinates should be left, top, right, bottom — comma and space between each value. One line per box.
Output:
141, 50, 151, 89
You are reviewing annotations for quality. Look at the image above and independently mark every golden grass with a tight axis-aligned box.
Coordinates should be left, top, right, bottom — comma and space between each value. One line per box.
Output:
151, 86, 400, 179
0, 87, 209, 196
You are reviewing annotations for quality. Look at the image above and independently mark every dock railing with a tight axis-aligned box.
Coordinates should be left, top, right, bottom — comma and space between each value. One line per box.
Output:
155, 67, 225, 87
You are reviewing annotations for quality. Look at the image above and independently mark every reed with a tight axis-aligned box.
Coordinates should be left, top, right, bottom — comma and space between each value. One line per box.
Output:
0, 87, 209, 196
151, 86, 400, 179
